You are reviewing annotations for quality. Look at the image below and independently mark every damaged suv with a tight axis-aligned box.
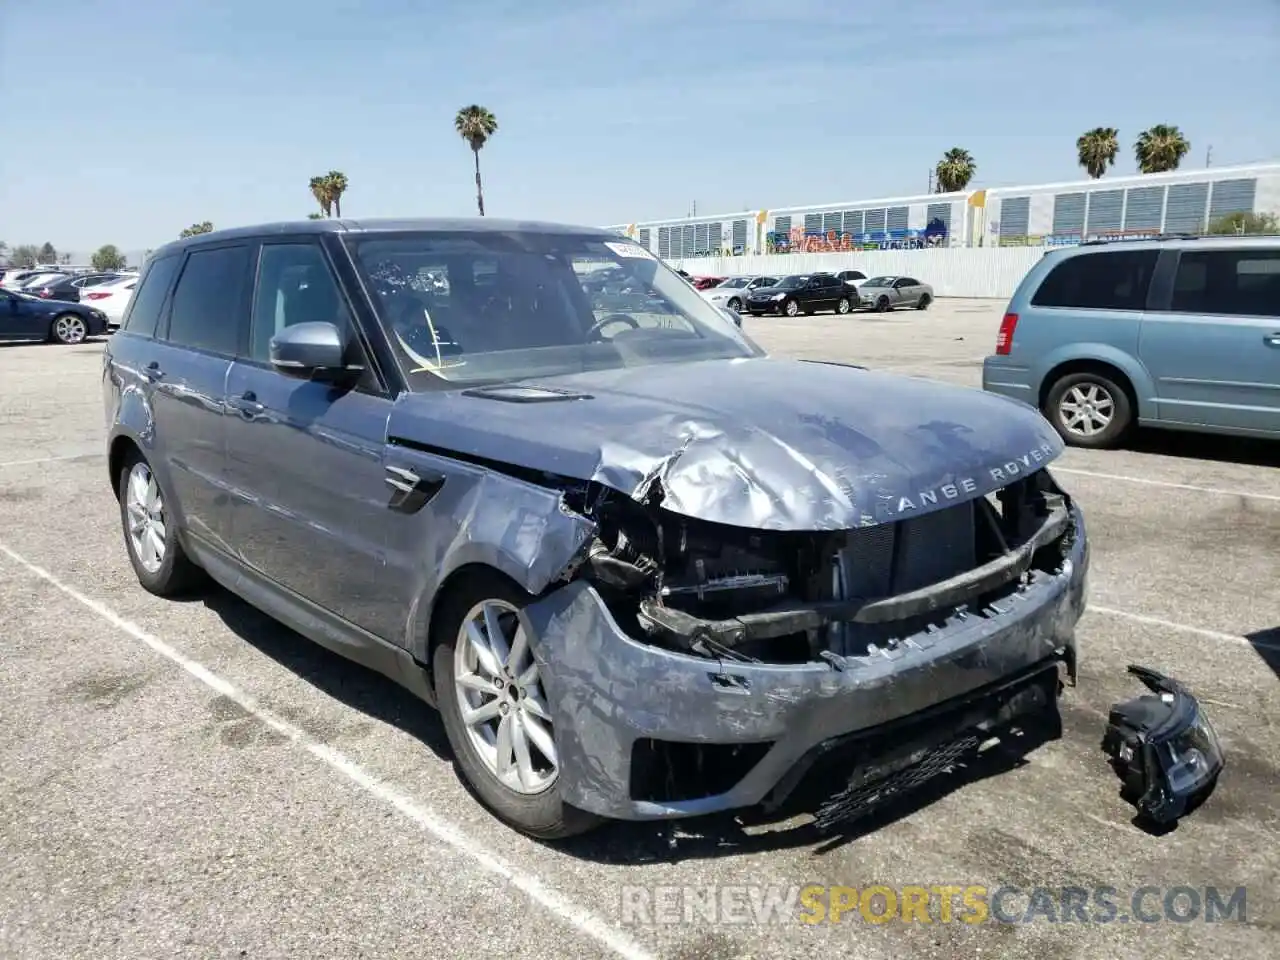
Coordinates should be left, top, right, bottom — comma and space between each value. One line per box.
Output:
103, 218, 1089, 839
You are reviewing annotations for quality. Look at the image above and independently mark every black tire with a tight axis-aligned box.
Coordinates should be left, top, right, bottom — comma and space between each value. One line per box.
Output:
726, 298, 742, 312
50, 313, 89, 345
117, 449, 205, 597
433, 570, 603, 840
875, 296, 891, 313
783, 298, 800, 317
836, 296, 852, 315
917, 294, 931, 310
1043, 371, 1133, 449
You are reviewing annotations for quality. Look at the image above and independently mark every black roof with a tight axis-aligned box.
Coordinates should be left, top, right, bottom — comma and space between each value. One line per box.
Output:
147, 217, 618, 262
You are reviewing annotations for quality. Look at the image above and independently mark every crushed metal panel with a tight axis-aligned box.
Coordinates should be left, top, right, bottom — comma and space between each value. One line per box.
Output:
384, 358, 1065, 532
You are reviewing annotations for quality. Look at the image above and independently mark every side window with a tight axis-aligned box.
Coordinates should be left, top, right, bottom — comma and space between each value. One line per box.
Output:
1030, 250, 1159, 311
120, 255, 181, 337
1170, 249, 1280, 317
165, 245, 251, 355
248, 243, 352, 362
901, 277, 919, 286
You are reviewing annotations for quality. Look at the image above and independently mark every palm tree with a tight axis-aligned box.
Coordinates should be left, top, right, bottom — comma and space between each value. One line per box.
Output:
934, 148, 977, 192
1076, 127, 1119, 179
324, 170, 349, 218
1134, 125, 1190, 174
454, 105, 498, 215
309, 175, 332, 216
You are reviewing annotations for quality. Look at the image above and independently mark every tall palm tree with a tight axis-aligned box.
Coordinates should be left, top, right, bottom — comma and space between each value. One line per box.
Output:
1134, 125, 1190, 174
934, 148, 977, 192
309, 175, 332, 216
1076, 127, 1119, 179
324, 170, 349, 218
454, 105, 498, 216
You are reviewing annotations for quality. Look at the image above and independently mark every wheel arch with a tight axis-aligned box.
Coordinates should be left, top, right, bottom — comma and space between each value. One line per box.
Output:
1038, 356, 1143, 421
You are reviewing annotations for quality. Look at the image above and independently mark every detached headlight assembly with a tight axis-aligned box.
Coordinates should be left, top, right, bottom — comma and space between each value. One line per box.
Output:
1101, 665, 1225, 826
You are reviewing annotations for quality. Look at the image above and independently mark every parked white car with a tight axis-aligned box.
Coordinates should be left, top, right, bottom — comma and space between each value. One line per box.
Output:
79, 275, 137, 327
700, 275, 779, 313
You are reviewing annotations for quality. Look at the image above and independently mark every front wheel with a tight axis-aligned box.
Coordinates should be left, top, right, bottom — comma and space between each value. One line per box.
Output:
875, 296, 891, 313
433, 571, 603, 840
783, 298, 800, 317
51, 313, 88, 344
836, 297, 851, 314
727, 298, 742, 312
1044, 371, 1133, 449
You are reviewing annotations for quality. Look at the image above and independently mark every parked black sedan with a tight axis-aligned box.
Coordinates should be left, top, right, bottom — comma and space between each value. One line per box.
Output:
744, 272, 854, 317
0, 287, 110, 344
27, 272, 126, 303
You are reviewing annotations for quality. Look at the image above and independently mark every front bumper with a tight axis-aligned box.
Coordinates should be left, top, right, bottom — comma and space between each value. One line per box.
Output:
521, 504, 1089, 820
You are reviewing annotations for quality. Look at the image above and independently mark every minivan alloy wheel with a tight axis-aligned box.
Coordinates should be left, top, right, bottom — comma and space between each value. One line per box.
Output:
53, 314, 87, 344
1058, 382, 1115, 438
453, 599, 558, 795
125, 461, 167, 573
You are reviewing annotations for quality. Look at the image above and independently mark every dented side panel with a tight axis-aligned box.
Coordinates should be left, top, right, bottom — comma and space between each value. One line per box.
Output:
520, 504, 1088, 820
379, 446, 597, 661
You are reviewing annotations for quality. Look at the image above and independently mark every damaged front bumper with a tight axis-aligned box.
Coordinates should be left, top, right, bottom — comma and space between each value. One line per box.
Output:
520, 503, 1089, 821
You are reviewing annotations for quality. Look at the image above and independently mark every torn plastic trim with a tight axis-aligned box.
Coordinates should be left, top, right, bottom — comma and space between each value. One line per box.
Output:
636, 495, 1073, 651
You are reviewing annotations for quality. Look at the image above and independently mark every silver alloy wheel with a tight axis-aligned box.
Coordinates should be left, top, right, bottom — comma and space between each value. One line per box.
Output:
55, 315, 87, 343
454, 599, 558, 795
837, 297, 851, 314
727, 299, 742, 312
125, 461, 167, 573
784, 299, 799, 316
1058, 382, 1115, 438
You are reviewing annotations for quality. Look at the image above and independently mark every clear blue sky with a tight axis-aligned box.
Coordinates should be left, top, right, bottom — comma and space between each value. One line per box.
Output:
3, 0, 1278, 255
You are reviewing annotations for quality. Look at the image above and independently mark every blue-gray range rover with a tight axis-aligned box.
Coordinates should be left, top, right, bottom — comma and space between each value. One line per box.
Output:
103, 218, 1089, 839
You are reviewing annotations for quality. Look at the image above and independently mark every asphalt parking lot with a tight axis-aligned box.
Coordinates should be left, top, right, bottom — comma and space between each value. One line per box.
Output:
2, 298, 1277, 960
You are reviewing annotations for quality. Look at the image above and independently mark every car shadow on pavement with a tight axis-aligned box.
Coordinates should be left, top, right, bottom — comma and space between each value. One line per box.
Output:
1246, 627, 1280, 680
1125, 429, 1280, 469
556, 718, 1061, 863
192, 587, 453, 759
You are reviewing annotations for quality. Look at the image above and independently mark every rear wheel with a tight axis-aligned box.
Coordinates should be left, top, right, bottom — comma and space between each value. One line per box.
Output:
1044, 371, 1133, 449
917, 294, 931, 310
117, 452, 205, 596
836, 296, 852, 314
51, 313, 88, 344
433, 571, 603, 840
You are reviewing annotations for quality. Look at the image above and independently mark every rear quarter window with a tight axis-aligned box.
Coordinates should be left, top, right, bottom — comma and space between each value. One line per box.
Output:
1030, 249, 1159, 311
1170, 248, 1280, 317
121, 255, 182, 337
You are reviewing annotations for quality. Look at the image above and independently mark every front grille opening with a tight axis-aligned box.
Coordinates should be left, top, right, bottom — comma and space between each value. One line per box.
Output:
630, 738, 774, 803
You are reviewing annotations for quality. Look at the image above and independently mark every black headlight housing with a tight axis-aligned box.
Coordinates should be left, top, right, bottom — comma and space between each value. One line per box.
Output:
1101, 665, 1224, 826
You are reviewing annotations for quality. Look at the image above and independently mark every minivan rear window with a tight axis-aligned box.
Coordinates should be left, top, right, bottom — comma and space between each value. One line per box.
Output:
1170, 249, 1280, 317
1031, 249, 1158, 311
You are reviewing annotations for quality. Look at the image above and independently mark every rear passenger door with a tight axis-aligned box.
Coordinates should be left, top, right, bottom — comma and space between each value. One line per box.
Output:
150, 243, 252, 553
1139, 247, 1280, 434
223, 238, 406, 641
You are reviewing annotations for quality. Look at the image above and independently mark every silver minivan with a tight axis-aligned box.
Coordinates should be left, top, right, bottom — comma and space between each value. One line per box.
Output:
982, 236, 1280, 448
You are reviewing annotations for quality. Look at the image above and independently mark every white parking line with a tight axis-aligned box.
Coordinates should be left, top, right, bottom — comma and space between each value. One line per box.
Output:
0, 453, 104, 469
1053, 467, 1280, 503
0, 541, 657, 960
1089, 604, 1279, 651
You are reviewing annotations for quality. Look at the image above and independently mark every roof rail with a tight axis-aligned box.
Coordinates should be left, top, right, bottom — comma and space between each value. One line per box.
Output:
1078, 233, 1204, 246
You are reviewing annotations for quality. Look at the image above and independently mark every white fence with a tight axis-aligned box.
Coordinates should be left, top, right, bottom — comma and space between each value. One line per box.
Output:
671, 247, 1047, 299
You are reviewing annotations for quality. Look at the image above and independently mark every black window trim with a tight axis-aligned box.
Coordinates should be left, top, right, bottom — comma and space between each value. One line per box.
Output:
118, 253, 182, 339
156, 240, 254, 360
239, 235, 392, 398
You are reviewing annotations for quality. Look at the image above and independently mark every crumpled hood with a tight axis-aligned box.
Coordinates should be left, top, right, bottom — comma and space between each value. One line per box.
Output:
386, 357, 1064, 531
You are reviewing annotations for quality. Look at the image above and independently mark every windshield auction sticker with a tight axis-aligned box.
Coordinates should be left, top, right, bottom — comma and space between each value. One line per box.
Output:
604, 241, 656, 260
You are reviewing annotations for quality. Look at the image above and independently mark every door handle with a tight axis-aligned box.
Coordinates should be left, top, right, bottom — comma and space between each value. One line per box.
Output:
144, 360, 164, 382
229, 390, 265, 416
1265, 334, 1280, 348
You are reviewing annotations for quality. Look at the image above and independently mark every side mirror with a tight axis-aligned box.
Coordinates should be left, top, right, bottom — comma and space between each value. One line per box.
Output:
269, 322, 359, 382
